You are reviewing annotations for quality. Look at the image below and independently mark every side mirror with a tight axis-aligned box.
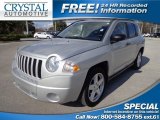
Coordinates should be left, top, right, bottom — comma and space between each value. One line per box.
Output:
110, 34, 126, 44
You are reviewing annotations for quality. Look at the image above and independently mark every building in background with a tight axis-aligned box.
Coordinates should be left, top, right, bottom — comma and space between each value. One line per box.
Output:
138, 22, 160, 33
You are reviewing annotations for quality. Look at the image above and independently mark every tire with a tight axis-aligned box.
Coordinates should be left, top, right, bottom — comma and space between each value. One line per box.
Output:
81, 67, 107, 107
47, 36, 50, 39
133, 51, 142, 70
35, 36, 38, 39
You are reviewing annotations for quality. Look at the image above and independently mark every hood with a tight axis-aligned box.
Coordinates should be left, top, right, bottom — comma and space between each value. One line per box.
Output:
20, 38, 104, 60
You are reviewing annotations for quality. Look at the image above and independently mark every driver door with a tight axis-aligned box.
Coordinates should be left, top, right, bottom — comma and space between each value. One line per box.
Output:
42, 32, 47, 38
111, 22, 130, 74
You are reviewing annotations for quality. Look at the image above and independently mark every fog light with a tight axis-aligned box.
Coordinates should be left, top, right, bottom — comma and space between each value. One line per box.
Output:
47, 93, 60, 102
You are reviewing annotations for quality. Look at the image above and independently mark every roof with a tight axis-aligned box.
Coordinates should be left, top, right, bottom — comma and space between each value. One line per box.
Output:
54, 18, 135, 22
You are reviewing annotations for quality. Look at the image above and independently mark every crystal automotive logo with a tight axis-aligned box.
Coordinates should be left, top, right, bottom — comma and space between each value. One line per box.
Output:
4, 2, 48, 17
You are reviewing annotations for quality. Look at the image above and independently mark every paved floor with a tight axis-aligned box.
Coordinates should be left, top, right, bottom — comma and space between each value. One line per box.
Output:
0, 38, 159, 114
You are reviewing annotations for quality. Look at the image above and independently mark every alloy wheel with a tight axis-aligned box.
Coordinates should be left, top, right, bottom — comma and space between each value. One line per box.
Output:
88, 73, 105, 102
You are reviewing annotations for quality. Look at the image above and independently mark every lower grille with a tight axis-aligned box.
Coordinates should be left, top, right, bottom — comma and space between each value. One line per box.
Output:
16, 53, 42, 79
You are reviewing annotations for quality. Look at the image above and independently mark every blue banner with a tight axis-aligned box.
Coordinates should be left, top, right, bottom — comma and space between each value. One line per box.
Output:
53, 0, 160, 23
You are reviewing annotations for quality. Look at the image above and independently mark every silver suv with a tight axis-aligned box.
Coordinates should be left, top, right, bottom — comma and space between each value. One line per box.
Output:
12, 19, 145, 107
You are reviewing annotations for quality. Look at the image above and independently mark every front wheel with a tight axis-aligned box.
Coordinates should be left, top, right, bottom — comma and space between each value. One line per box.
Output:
81, 68, 107, 107
133, 51, 142, 69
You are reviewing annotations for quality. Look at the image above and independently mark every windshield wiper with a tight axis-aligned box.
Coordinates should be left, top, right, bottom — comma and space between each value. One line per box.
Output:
54, 35, 63, 38
64, 36, 85, 39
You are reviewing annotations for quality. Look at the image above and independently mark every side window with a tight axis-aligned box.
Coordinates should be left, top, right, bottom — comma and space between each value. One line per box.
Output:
135, 24, 140, 35
127, 23, 136, 38
112, 22, 128, 37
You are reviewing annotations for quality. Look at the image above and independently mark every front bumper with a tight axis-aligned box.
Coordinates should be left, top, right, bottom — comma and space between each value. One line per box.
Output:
12, 61, 87, 103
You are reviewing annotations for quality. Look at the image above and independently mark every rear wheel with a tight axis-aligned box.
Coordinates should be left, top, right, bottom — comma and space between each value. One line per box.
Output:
133, 51, 142, 69
81, 68, 107, 107
47, 36, 50, 39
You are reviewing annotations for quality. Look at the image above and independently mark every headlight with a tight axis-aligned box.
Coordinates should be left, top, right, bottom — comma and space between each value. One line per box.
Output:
46, 56, 59, 72
63, 61, 80, 73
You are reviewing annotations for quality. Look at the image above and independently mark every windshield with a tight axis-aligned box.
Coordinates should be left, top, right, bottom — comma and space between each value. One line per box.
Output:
56, 21, 111, 41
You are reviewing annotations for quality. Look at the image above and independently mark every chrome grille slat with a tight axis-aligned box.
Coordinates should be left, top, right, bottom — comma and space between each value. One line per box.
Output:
18, 54, 20, 68
23, 56, 26, 72
35, 59, 39, 78
16, 53, 42, 79
18, 55, 20, 69
21, 56, 23, 71
26, 57, 29, 74
30, 58, 34, 76
20, 55, 23, 70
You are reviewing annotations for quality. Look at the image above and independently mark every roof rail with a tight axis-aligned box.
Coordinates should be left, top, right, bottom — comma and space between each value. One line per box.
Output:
53, 17, 135, 21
